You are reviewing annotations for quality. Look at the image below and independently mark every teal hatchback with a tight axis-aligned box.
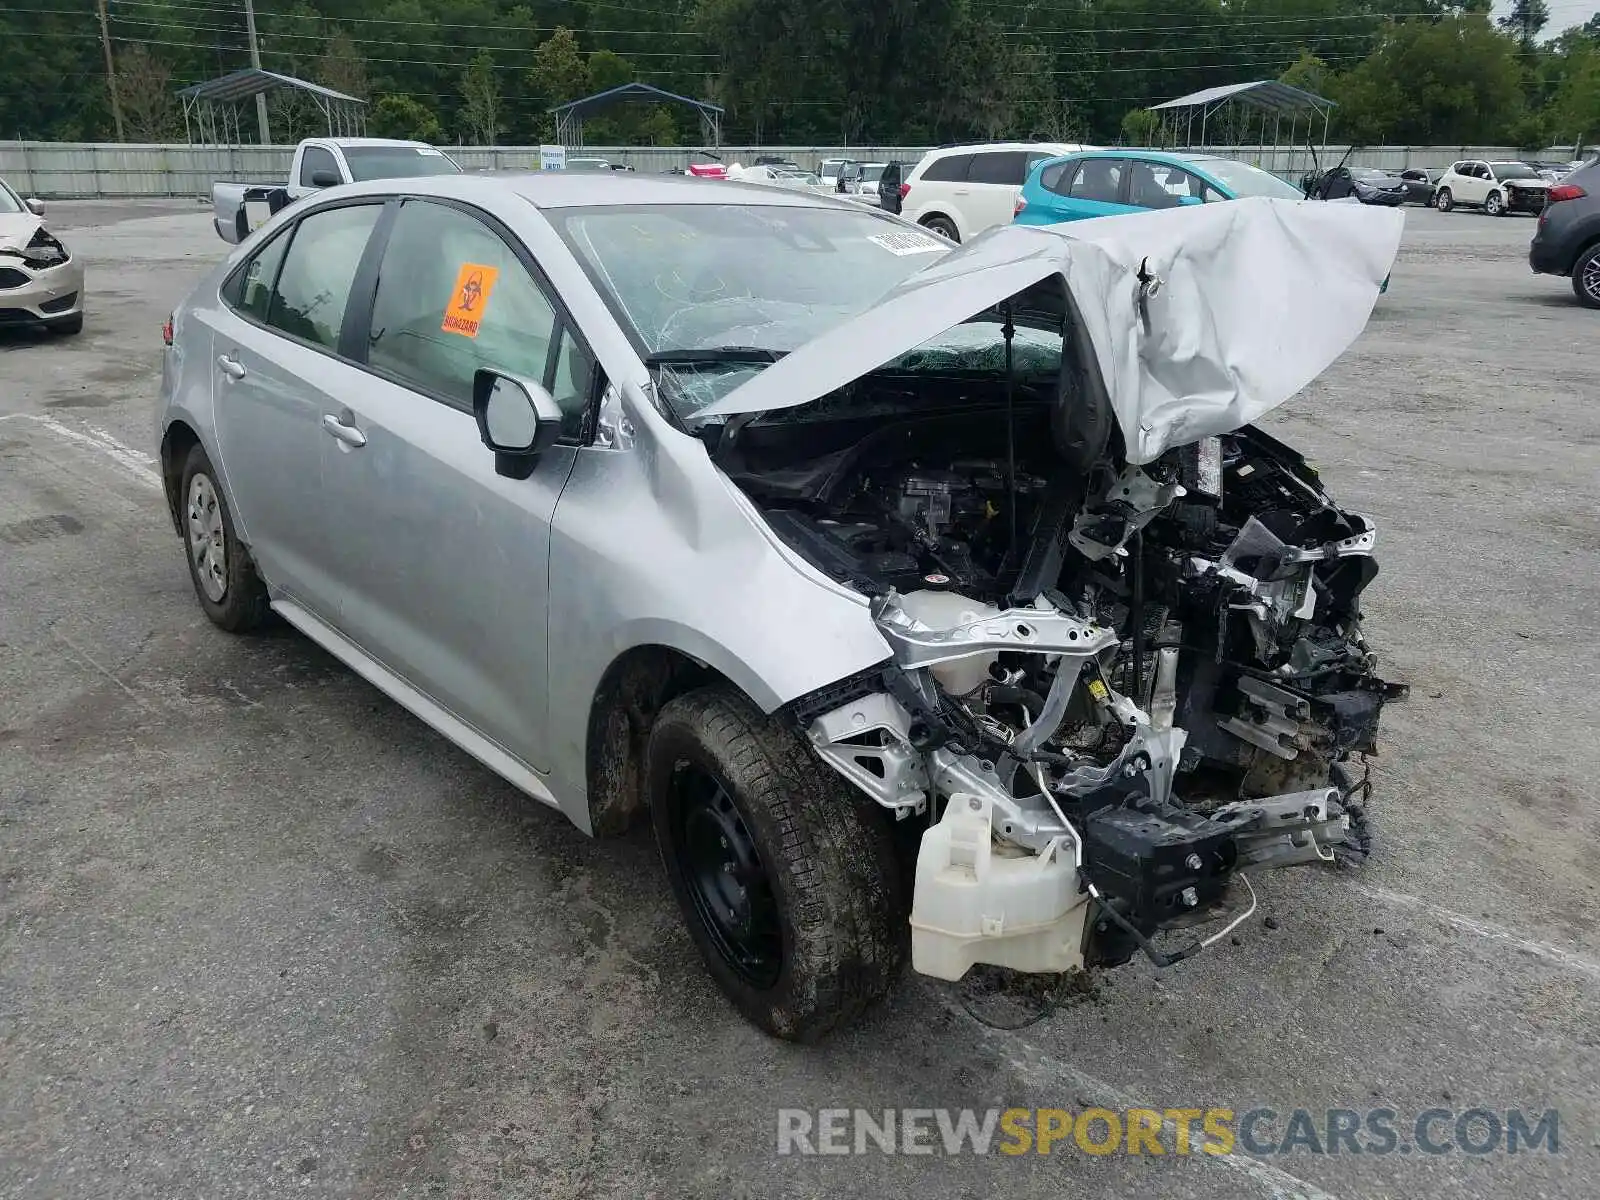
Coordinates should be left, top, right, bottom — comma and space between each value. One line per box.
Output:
1013, 149, 1390, 292
1012, 150, 1305, 225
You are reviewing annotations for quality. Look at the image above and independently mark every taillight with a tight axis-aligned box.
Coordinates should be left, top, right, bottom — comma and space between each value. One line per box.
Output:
161, 314, 173, 346
1548, 183, 1587, 203
899, 183, 911, 199
1014, 196, 1027, 216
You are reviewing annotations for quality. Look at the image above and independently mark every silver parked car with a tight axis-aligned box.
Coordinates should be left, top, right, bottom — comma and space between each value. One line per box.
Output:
0, 178, 84, 335
160, 175, 1402, 1040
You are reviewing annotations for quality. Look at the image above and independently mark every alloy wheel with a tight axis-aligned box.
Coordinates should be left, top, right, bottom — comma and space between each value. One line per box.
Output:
668, 763, 783, 989
1583, 254, 1600, 304
186, 473, 228, 603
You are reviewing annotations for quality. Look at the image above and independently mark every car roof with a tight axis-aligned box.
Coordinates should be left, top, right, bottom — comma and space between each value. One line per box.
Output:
924, 141, 1088, 156
318, 137, 433, 149
343, 171, 870, 211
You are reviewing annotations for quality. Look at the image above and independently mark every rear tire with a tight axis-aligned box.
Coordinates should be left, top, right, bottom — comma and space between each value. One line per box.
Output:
1573, 244, 1600, 309
648, 685, 907, 1042
1435, 187, 1453, 213
180, 443, 270, 632
921, 214, 960, 242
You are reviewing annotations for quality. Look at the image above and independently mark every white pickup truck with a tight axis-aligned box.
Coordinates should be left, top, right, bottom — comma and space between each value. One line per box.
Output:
211, 137, 461, 243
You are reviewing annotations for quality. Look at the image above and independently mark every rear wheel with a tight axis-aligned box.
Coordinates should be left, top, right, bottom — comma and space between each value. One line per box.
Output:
1485, 190, 1504, 216
648, 685, 906, 1041
1573, 244, 1600, 309
921, 214, 960, 242
1435, 187, 1453, 213
180, 443, 270, 632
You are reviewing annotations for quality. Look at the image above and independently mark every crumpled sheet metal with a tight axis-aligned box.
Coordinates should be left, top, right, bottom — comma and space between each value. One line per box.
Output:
703, 197, 1404, 465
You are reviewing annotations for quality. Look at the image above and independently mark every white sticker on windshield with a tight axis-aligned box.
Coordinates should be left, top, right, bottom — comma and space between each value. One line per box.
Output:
416, 147, 444, 156
869, 230, 945, 256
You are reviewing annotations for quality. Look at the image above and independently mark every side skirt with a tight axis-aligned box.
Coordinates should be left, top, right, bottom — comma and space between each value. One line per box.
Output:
270, 598, 565, 816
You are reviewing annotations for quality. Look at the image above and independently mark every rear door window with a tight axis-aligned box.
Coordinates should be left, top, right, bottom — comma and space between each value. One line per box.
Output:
1069, 158, 1124, 203
967, 151, 1029, 185
263, 203, 382, 349
222, 227, 291, 321
920, 153, 973, 183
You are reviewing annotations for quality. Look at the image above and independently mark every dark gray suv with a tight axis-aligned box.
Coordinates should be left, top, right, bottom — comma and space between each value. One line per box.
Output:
1529, 157, 1600, 307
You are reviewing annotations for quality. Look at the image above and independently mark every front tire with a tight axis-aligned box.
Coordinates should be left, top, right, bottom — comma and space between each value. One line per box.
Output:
648, 685, 906, 1041
1435, 187, 1453, 213
180, 443, 270, 632
1485, 190, 1504, 216
1573, 243, 1600, 309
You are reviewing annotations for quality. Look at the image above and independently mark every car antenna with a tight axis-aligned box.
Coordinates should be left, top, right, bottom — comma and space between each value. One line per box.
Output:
1002, 300, 1019, 560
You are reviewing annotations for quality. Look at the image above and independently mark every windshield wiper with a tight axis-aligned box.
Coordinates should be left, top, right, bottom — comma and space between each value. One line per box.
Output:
644, 347, 786, 367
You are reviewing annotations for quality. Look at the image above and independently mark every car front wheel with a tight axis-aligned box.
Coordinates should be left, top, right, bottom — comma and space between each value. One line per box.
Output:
1574, 243, 1600, 309
1485, 190, 1504, 216
1435, 187, 1453, 212
180, 443, 271, 632
648, 685, 906, 1042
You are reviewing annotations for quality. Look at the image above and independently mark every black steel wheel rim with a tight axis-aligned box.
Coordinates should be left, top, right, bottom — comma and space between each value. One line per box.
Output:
669, 763, 783, 989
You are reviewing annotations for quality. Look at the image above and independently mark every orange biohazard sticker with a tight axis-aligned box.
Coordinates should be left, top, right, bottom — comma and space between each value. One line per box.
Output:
441, 262, 499, 338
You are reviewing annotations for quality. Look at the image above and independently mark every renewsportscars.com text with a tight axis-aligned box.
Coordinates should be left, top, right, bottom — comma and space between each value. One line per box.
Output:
775, 1107, 1559, 1158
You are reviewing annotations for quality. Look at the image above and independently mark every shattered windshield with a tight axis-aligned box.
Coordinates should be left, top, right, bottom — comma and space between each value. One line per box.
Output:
546, 202, 955, 416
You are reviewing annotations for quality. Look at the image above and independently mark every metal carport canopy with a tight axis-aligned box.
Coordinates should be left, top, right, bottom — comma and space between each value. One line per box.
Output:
1150, 79, 1334, 116
176, 68, 363, 106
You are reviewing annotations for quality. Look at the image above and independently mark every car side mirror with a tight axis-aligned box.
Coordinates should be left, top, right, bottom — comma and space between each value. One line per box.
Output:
309, 169, 341, 188
473, 369, 563, 479
25, 197, 44, 216
1178, 194, 1204, 206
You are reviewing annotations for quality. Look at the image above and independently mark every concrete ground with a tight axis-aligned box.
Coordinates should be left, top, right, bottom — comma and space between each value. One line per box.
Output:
1, 198, 1596, 1200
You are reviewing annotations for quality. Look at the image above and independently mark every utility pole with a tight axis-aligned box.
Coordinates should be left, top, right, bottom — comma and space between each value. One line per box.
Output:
95, 0, 125, 141
243, 0, 271, 144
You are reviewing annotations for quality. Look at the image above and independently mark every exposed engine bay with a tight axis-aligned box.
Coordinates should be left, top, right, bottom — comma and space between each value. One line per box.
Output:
713, 377, 1403, 980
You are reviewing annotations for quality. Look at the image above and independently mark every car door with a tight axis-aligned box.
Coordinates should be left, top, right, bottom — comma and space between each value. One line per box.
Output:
1062, 156, 1133, 220
1459, 162, 1489, 204
964, 151, 1032, 234
316, 197, 598, 772
209, 200, 385, 619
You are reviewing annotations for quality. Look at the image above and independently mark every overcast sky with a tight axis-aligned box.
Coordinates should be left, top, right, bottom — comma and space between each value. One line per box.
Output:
1494, 0, 1600, 37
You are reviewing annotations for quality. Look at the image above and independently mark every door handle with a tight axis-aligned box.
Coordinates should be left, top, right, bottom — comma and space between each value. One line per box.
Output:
321, 413, 367, 448
217, 354, 246, 380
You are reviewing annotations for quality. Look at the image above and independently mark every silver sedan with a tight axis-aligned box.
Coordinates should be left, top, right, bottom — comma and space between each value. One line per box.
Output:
159, 173, 1397, 1040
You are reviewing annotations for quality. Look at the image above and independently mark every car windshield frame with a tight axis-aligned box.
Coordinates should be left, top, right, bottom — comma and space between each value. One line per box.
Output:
0, 179, 24, 214
544, 200, 961, 418
340, 145, 463, 182
1489, 162, 1539, 180
1186, 157, 1305, 200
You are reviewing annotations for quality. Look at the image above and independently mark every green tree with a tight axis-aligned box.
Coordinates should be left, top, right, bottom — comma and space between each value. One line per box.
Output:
460, 53, 501, 145
1498, 0, 1551, 47
1120, 107, 1163, 146
368, 94, 444, 142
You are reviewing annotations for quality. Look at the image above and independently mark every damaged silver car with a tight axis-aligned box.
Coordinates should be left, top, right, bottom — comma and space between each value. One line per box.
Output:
162, 173, 1404, 1040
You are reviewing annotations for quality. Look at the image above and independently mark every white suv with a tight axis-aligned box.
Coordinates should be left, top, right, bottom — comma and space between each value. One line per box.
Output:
1433, 159, 1551, 216
901, 141, 1096, 242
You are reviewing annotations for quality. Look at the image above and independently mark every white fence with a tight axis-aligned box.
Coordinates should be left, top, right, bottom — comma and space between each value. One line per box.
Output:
0, 140, 1582, 198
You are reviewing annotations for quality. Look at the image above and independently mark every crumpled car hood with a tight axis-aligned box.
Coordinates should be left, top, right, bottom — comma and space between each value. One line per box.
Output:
700, 197, 1403, 464
0, 213, 44, 252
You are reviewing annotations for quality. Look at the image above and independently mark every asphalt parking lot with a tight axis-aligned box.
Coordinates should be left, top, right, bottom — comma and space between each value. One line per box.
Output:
2, 197, 1597, 1200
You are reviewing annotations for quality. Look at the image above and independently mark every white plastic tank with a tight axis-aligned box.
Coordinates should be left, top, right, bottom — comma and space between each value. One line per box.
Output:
896, 589, 1000, 696
909, 791, 1090, 981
